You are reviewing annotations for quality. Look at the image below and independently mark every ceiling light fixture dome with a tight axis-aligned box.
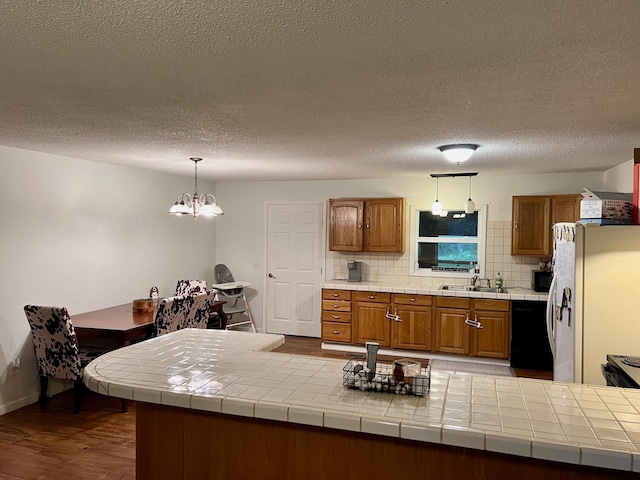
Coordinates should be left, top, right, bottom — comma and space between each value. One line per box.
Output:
169, 157, 224, 219
437, 144, 479, 163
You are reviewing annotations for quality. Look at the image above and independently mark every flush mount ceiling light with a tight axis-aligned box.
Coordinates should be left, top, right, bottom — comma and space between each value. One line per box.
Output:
430, 172, 478, 215
169, 157, 224, 219
437, 144, 479, 163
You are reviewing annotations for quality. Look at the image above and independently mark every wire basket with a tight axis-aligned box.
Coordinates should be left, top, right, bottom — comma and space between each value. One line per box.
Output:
342, 358, 431, 396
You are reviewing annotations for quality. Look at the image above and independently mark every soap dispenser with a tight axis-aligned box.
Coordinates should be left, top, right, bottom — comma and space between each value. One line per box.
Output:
495, 272, 503, 291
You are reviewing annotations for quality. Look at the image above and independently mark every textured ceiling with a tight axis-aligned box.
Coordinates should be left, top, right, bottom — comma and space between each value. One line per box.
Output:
1, 1, 639, 181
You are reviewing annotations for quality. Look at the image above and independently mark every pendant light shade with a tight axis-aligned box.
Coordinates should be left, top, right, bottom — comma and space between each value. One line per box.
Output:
464, 175, 475, 214
430, 172, 478, 216
169, 157, 224, 219
431, 177, 443, 215
438, 144, 479, 163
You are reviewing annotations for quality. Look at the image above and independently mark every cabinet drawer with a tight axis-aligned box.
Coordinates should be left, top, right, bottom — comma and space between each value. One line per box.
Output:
322, 322, 352, 343
435, 296, 471, 309
354, 291, 391, 303
322, 300, 352, 312
393, 293, 432, 307
321, 311, 352, 323
322, 289, 353, 301
473, 299, 510, 312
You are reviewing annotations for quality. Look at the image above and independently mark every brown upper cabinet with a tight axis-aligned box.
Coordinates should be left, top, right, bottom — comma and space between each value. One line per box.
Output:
511, 194, 581, 256
329, 198, 405, 253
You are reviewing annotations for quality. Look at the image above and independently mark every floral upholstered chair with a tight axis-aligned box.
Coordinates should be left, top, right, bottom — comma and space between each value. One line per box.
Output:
152, 295, 192, 337
175, 279, 208, 296
153, 292, 215, 337
23, 305, 124, 414
184, 291, 216, 329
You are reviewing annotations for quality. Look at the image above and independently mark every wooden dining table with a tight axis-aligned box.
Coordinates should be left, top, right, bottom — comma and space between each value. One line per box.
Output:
73, 300, 227, 347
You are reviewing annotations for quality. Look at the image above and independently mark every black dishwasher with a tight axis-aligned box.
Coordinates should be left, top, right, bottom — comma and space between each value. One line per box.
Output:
510, 301, 553, 371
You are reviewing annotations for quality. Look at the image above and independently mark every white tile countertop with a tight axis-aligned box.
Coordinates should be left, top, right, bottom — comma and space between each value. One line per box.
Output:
322, 280, 548, 301
84, 329, 640, 473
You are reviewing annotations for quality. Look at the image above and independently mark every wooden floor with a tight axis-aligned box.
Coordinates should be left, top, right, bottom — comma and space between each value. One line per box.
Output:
0, 393, 135, 480
0, 335, 551, 479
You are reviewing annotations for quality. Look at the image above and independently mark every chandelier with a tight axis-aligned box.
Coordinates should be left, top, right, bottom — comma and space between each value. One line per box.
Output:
169, 157, 224, 219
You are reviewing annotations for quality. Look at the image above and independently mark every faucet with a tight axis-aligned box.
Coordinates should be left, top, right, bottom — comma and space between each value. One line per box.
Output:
471, 276, 491, 288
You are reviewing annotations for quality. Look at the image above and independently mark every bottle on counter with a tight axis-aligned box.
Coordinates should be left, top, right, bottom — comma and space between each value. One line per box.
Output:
495, 272, 503, 290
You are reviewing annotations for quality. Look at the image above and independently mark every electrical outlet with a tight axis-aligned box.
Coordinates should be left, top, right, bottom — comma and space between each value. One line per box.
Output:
9, 358, 20, 376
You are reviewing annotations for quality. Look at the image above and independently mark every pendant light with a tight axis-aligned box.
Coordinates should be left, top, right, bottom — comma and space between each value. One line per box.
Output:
430, 172, 478, 215
169, 157, 224, 219
464, 175, 476, 214
431, 176, 443, 215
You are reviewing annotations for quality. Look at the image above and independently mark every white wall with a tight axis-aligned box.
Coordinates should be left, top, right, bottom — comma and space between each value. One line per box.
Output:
0, 146, 216, 414
215, 171, 604, 333
604, 159, 634, 192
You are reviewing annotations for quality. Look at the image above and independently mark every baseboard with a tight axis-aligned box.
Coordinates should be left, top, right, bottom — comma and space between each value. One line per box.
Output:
0, 392, 40, 416
0, 379, 72, 417
321, 342, 509, 367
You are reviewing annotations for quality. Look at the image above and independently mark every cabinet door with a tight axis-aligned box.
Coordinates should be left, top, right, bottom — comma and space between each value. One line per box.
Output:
354, 301, 391, 346
551, 194, 581, 224
472, 310, 510, 359
364, 198, 404, 253
434, 308, 470, 355
511, 196, 551, 256
329, 199, 364, 251
392, 305, 432, 351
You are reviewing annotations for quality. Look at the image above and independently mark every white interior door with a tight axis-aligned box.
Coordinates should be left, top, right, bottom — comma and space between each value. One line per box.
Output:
265, 203, 324, 336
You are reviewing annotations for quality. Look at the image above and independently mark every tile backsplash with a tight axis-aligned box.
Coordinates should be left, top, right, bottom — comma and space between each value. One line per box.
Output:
329, 220, 547, 289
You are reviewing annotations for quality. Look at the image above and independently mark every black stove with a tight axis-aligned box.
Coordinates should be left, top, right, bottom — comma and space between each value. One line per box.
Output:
603, 355, 640, 388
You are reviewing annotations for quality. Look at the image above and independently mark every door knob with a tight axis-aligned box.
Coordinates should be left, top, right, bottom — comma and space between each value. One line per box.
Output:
268, 273, 276, 278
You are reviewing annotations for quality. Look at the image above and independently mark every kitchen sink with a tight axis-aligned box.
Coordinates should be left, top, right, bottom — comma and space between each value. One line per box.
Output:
440, 285, 508, 294
440, 285, 477, 291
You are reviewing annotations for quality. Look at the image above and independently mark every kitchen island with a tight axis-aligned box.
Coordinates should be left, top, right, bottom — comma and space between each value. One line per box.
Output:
84, 329, 640, 479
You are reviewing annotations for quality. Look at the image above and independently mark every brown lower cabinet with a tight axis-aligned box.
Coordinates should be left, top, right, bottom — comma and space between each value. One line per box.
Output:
322, 289, 511, 359
353, 292, 392, 347
434, 297, 511, 359
393, 294, 433, 350
434, 297, 472, 355
321, 289, 353, 343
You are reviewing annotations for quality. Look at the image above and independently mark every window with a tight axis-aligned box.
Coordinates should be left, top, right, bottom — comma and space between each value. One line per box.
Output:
410, 204, 486, 277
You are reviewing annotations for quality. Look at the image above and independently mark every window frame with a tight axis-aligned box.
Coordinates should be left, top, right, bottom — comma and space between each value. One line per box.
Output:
409, 203, 487, 278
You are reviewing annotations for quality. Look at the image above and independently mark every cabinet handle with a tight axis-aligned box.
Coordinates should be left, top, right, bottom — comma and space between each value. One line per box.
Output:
332, 293, 339, 297
366, 222, 370, 229
332, 315, 341, 319
332, 304, 339, 308
368, 295, 377, 299
409, 298, 417, 302
332, 331, 340, 335
515, 222, 518, 230
358, 223, 362, 229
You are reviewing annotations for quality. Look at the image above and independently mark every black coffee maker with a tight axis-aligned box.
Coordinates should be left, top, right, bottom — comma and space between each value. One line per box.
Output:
348, 260, 362, 282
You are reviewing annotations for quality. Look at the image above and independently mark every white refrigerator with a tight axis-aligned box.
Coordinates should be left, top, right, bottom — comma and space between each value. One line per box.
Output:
546, 223, 640, 385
